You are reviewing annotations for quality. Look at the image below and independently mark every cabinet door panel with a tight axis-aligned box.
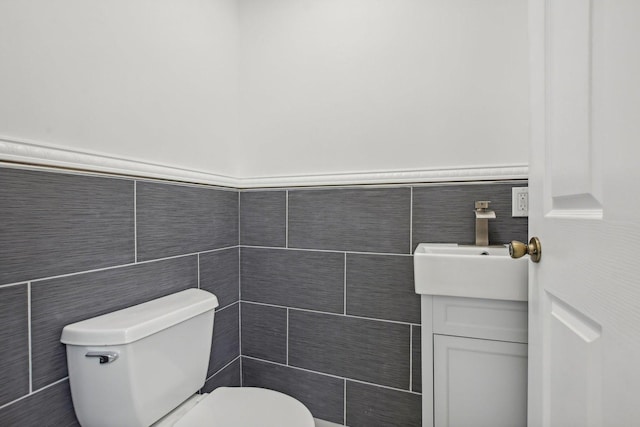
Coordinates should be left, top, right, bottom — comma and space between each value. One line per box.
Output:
433, 335, 527, 427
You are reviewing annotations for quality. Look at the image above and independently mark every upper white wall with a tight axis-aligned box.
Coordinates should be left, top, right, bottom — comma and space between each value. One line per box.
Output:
0, 0, 240, 177
238, 0, 529, 178
0, 0, 529, 181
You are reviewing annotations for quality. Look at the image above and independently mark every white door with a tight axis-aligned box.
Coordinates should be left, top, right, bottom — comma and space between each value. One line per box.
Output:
528, 1, 640, 426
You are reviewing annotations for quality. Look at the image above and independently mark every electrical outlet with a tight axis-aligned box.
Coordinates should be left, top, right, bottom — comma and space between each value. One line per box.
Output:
512, 187, 528, 217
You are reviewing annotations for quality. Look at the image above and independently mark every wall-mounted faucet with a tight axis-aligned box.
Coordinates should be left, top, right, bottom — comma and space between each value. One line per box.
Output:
475, 201, 496, 246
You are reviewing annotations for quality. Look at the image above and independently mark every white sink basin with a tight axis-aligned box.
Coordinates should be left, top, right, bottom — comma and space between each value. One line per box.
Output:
414, 243, 528, 301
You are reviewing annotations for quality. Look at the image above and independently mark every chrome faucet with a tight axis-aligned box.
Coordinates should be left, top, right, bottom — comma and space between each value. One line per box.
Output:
474, 201, 496, 246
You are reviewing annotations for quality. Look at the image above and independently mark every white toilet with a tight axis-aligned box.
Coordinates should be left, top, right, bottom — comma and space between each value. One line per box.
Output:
60, 289, 315, 427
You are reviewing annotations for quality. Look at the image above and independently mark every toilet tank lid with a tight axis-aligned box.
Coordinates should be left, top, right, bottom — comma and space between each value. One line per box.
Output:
60, 289, 219, 346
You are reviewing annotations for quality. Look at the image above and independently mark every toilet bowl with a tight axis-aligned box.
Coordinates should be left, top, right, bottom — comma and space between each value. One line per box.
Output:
60, 289, 314, 427
156, 387, 313, 427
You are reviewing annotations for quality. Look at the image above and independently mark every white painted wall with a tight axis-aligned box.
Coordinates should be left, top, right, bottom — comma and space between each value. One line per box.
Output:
238, 0, 529, 178
0, 0, 529, 180
0, 0, 240, 176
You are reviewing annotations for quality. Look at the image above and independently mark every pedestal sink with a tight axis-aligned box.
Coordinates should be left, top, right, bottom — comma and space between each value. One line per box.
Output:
414, 243, 528, 301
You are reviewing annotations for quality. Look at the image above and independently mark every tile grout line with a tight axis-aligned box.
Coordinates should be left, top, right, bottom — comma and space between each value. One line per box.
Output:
409, 186, 413, 253
197, 253, 200, 289
0, 282, 29, 289
409, 326, 413, 391
238, 244, 242, 365
239, 244, 414, 257
286, 308, 290, 365
184, 245, 240, 256
238, 187, 243, 385
343, 379, 347, 426
238, 301, 243, 363
205, 355, 241, 382
243, 355, 422, 396
134, 180, 137, 263
27, 282, 32, 394
241, 300, 421, 327
285, 190, 289, 248
17, 246, 239, 286
343, 253, 347, 315
0, 376, 69, 411
216, 300, 240, 313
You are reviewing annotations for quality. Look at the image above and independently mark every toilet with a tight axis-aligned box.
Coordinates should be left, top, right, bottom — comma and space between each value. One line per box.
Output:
60, 289, 315, 427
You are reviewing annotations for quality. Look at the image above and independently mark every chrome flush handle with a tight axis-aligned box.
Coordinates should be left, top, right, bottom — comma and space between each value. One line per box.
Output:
85, 351, 119, 364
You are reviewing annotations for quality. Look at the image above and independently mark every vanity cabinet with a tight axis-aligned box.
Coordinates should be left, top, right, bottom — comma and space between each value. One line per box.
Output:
421, 296, 528, 427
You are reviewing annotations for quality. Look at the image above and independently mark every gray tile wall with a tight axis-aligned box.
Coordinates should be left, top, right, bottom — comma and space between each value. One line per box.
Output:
208, 303, 240, 377
199, 248, 240, 308
240, 182, 527, 426
0, 168, 526, 426
136, 181, 238, 261
288, 310, 410, 389
0, 380, 78, 427
243, 357, 345, 424
288, 187, 411, 253
203, 358, 241, 392
346, 380, 422, 427
412, 183, 528, 249
0, 284, 29, 407
0, 167, 240, 424
0, 168, 134, 285
240, 191, 286, 247
241, 247, 344, 313
241, 303, 287, 363
346, 254, 419, 323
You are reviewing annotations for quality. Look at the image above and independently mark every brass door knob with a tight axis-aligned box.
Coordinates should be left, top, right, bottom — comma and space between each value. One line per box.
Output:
509, 237, 542, 263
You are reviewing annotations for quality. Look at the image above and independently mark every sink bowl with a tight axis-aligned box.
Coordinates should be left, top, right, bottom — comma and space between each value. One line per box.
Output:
414, 243, 528, 301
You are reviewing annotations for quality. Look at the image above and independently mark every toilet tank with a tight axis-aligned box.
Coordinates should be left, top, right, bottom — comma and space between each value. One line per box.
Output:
61, 289, 219, 427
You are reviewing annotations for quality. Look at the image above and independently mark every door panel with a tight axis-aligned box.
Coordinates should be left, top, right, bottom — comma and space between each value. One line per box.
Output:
547, 0, 602, 212
528, 0, 640, 425
546, 293, 602, 427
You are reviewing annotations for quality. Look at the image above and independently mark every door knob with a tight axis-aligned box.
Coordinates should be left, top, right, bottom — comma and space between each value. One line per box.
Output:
509, 237, 542, 263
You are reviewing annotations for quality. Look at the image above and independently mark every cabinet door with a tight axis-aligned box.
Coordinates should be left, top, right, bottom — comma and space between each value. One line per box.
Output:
433, 335, 527, 427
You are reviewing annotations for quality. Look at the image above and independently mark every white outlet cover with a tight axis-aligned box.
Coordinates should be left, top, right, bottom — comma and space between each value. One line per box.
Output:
512, 187, 528, 217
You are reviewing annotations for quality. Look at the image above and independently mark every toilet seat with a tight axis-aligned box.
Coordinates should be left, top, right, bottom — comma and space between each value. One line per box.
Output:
173, 387, 315, 427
